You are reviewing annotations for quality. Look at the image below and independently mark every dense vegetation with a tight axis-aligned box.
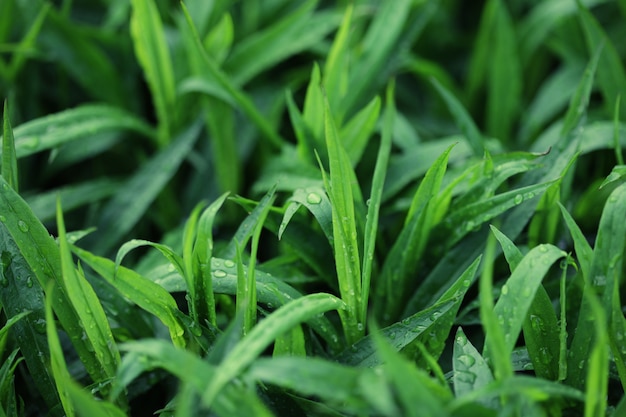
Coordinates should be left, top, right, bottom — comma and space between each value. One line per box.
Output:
1, 0, 626, 416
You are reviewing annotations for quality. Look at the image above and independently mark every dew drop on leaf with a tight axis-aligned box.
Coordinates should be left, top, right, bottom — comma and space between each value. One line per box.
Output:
501, 284, 509, 295
25, 276, 33, 288
457, 354, 476, 368
214, 270, 227, 278
514, 194, 523, 205
306, 192, 322, 205
224, 260, 235, 268
0, 215, 6, 223
17, 220, 29, 232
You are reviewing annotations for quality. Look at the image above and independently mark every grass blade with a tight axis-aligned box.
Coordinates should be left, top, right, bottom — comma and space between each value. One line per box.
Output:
2, 100, 18, 192
374, 144, 454, 323
453, 327, 495, 404
71, 245, 186, 347
180, 2, 283, 149
321, 93, 363, 344
203, 293, 346, 405
44, 283, 74, 417
117, 339, 275, 416
361, 82, 394, 321
485, 244, 566, 371
1, 104, 155, 159
192, 193, 229, 327
578, 1, 626, 121
0, 176, 106, 383
560, 40, 603, 137
130, 0, 176, 146
567, 182, 626, 388
56, 199, 120, 385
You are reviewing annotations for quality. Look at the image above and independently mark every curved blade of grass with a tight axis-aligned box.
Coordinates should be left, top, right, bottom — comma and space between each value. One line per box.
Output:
71, 245, 186, 347
192, 193, 229, 327
130, 0, 176, 146
56, 198, 120, 381
449, 375, 585, 412
115, 239, 184, 280
220, 187, 277, 260
26, 179, 120, 224
468, 0, 521, 142
568, 182, 626, 388
66, 381, 126, 417
361, 82, 394, 321
303, 64, 325, 157
117, 339, 275, 417
209, 257, 342, 352
343, 0, 434, 115
442, 179, 557, 247
279, 186, 333, 245
338, 255, 480, 367
323, 3, 353, 123
561, 40, 603, 137
2, 100, 18, 192
91, 121, 200, 255
484, 244, 566, 365
225, 1, 341, 86
0, 176, 106, 383
583, 291, 609, 417
453, 327, 495, 404
0, 104, 155, 159
490, 225, 560, 380
0, 232, 57, 412
480, 229, 512, 381
372, 326, 449, 417
202, 293, 346, 406
431, 78, 484, 157
245, 357, 394, 416
558, 202, 593, 281
321, 94, 363, 343
578, 1, 626, 120
44, 283, 74, 417
180, 2, 283, 149
374, 143, 454, 324
3, 3, 48, 82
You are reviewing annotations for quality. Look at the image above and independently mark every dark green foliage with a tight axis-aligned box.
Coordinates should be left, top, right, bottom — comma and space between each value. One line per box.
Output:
0, 1, 625, 416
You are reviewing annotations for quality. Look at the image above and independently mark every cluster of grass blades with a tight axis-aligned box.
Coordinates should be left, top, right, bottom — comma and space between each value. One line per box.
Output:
1, 0, 626, 416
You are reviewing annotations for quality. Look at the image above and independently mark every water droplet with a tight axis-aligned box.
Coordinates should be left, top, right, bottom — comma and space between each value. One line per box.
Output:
33, 318, 47, 334
430, 311, 442, 321
593, 275, 606, 287
17, 220, 29, 233
501, 284, 509, 295
26, 276, 33, 288
23, 136, 41, 150
214, 270, 227, 278
529, 315, 545, 334
457, 354, 476, 368
456, 370, 477, 384
0, 215, 5, 223
455, 333, 468, 346
306, 192, 322, 205
357, 322, 364, 331
224, 260, 235, 268
514, 194, 523, 205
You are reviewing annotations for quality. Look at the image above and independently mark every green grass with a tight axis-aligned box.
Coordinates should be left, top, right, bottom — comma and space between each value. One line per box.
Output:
1, 0, 626, 416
